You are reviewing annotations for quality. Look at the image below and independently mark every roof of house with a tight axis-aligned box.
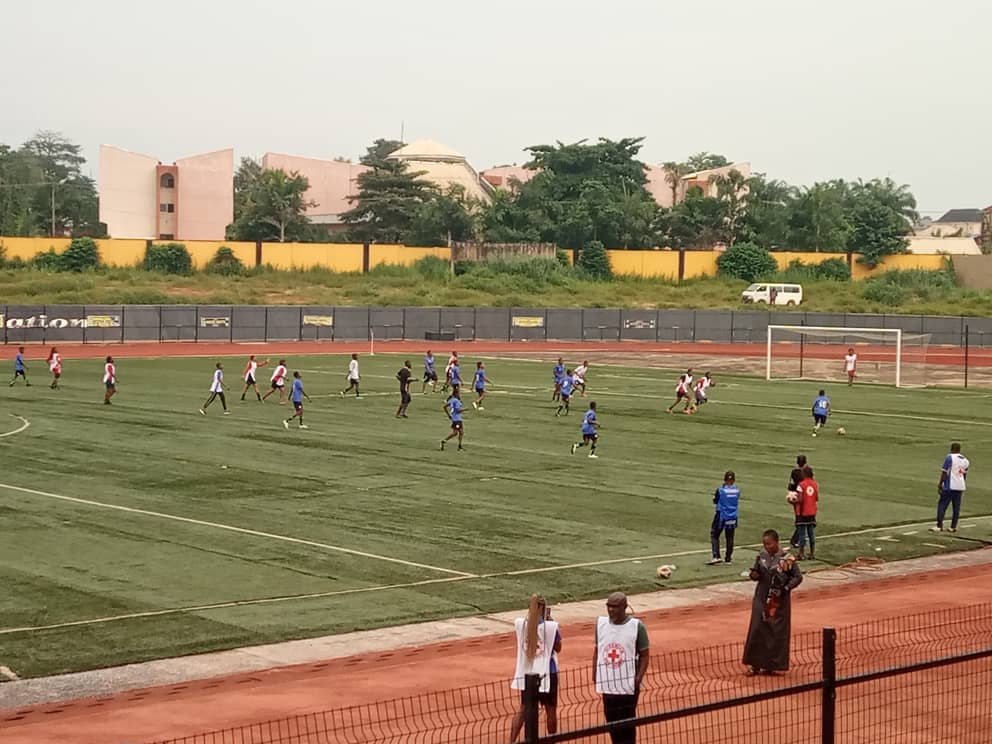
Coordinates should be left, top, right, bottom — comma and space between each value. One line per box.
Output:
936, 208, 983, 223
387, 139, 466, 163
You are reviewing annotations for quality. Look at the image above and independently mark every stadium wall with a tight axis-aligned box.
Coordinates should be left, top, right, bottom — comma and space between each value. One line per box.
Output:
0, 304, 988, 347
0, 237, 947, 277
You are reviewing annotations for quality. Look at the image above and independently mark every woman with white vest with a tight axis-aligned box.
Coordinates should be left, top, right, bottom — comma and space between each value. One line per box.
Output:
593, 592, 650, 744
509, 594, 562, 743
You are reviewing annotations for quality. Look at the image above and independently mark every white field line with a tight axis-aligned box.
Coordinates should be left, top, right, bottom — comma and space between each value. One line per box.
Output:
0, 482, 474, 578
0, 414, 30, 439
3, 512, 990, 635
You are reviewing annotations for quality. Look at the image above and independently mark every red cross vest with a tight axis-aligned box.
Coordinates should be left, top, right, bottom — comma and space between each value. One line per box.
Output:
595, 616, 640, 695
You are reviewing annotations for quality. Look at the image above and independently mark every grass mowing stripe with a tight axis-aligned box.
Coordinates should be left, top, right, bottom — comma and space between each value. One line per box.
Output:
0, 482, 476, 578
0, 414, 30, 438
6, 514, 991, 635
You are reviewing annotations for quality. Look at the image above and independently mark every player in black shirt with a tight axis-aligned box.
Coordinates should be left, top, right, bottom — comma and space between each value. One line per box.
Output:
396, 360, 413, 418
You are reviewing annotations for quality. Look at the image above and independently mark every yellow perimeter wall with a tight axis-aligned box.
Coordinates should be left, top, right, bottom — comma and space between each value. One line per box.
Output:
0, 237, 948, 277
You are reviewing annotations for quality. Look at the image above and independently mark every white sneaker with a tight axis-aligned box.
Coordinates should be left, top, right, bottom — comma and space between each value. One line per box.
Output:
706, 557, 722, 565
472, 401, 478, 410
478, 406, 485, 411
588, 453, 598, 459
283, 420, 289, 430
300, 424, 309, 430
199, 409, 205, 415
570, 443, 578, 455
223, 411, 231, 415
928, 526, 943, 532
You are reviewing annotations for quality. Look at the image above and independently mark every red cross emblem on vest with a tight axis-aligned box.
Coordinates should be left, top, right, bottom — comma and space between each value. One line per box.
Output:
603, 642, 626, 667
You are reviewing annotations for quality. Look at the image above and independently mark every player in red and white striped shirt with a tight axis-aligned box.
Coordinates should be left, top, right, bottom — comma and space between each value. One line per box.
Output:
47, 347, 62, 390
261, 359, 289, 403
103, 356, 117, 405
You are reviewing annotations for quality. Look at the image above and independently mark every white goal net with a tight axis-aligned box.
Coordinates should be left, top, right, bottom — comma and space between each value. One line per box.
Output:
766, 326, 931, 387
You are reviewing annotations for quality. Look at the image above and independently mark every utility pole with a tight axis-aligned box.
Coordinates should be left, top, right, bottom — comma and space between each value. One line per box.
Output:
51, 181, 56, 237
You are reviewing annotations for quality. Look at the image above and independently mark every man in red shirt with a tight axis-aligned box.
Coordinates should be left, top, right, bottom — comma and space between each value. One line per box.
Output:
795, 465, 818, 561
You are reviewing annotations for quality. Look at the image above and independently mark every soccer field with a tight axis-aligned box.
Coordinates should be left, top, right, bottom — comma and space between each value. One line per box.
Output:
2, 351, 990, 679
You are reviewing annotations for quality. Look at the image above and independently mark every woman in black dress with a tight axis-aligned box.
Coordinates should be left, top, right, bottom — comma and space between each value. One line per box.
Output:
743, 529, 803, 674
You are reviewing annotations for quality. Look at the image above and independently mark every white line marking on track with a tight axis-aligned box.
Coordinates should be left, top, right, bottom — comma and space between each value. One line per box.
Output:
0, 414, 30, 439
0, 482, 475, 578
922, 543, 947, 549
902, 531, 919, 536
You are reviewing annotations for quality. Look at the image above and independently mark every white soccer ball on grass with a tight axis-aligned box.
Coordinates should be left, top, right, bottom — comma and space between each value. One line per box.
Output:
836, 427, 846, 435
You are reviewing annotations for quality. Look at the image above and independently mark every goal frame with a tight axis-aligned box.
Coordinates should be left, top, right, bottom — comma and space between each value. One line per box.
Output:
766, 325, 907, 387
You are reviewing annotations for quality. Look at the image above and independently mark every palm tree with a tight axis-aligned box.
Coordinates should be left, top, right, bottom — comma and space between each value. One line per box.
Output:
662, 161, 688, 207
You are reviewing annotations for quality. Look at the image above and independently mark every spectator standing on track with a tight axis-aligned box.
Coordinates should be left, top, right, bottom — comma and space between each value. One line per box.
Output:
743, 529, 802, 675
593, 592, 649, 744
509, 594, 562, 743
931, 442, 970, 533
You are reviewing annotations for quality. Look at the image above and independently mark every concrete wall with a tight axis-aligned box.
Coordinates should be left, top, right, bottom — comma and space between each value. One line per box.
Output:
98, 145, 159, 239
952, 255, 992, 289
261, 153, 368, 220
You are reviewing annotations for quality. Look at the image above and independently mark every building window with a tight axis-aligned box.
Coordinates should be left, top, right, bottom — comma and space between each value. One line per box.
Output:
159, 203, 175, 213
160, 173, 175, 188
159, 233, 174, 240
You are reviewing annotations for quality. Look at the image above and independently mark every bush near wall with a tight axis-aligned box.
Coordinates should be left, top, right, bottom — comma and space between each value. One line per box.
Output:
144, 242, 193, 275
205, 246, 246, 276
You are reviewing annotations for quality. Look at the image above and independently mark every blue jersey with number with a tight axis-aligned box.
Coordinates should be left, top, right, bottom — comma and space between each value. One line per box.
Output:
448, 397, 464, 422
582, 409, 597, 435
474, 369, 486, 389
450, 364, 461, 386
561, 376, 574, 396
553, 363, 565, 382
14, 353, 24, 371
813, 395, 830, 416
292, 378, 304, 403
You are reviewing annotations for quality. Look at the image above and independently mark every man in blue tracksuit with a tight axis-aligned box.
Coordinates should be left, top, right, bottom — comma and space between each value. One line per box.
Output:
708, 470, 740, 565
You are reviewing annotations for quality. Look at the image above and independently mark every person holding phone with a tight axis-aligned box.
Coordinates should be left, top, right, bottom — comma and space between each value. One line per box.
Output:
509, 594, 562, 743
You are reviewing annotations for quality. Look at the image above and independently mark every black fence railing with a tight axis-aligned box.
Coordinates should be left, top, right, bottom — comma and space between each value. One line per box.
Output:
148, 604, 992, 744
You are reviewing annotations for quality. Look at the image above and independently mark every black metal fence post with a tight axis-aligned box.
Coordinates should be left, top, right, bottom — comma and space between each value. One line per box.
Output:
523, 673, 540, 743
964, 324, 969, 389
822, 627, 837, 744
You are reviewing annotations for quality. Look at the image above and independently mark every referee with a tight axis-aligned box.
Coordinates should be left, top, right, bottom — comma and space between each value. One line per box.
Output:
396, 360, 413, 418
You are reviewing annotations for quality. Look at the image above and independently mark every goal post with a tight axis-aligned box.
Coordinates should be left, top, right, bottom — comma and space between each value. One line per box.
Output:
766, 326, 931, 387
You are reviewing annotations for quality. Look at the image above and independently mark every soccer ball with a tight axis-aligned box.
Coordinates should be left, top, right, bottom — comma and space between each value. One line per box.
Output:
656, 564, 675, 579
786, 492, 800, 504
836, 427, 846, 436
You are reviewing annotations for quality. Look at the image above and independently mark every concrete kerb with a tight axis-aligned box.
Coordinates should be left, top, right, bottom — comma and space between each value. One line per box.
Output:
3, 546, 990, 710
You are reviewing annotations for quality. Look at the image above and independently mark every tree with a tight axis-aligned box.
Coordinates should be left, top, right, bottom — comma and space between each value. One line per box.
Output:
710, 168, 750, 246
717, 241, 778, 281
228, 168, 315, 242
340, 157, 435, 243
787, 182, 850, 252
579, 239, 612, 279
683, 152, 730, 173
846, 200, 910, 267
656, 188, 726, 248
0, 145, 42, 235
360, 139, 405, 166
740, 174, 795, 248
662, 161, 689, 205
408, 185, 478, 246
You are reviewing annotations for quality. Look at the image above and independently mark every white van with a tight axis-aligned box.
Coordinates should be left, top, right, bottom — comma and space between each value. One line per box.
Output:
741, 283, 803, 306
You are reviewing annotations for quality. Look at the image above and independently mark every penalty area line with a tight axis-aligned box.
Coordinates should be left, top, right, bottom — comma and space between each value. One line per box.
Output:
0, 414, 30, 439
0, 482, 475, 579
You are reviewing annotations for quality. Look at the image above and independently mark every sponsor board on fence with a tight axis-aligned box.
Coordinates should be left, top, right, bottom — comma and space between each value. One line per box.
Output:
624, 319, 657, 330
200, 317, 231, 328
302, 315, 334, 327
1, 313, 120, 329
511, 316, 544, 328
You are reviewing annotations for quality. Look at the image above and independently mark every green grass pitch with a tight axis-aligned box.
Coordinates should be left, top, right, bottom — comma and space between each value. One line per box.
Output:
1, 352, 990, 678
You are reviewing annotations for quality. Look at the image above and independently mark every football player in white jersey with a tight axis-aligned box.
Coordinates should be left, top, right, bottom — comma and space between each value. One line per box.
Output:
686, 372, 714, 414
666, 368, 694, 414
340, 353, 362, 398
573, 360, 590, 397
262, 359, 289, 403
240, 354, 269, 401
200, 362, 230, 415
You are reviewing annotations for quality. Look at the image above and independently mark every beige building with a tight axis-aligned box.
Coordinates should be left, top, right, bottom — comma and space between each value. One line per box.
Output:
99, 145, 233, 240
481, 164, 536, 191
261, 153, 369, 231
918, 209, 983, 239
387, 139, 494, 203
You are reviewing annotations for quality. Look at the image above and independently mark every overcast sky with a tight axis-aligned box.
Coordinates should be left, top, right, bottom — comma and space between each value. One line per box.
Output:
2, 0, 988, 215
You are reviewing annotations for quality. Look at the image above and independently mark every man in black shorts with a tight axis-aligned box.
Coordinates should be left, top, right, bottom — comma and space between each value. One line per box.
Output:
396, 360, 413, 418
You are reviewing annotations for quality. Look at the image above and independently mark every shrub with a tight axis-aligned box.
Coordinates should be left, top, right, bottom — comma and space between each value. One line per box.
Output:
868, 267, 956, 290
205, 246, 246, 276
579, 240, 612, 279
59, 237, 100, 272
555, 248, 572, 268
863, 281, 908, 306
717, 242, 777, 282
144, 242, 192, 274
813, 257, 851, 281
413, 255, 451, 280
30, 249, 62, 271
